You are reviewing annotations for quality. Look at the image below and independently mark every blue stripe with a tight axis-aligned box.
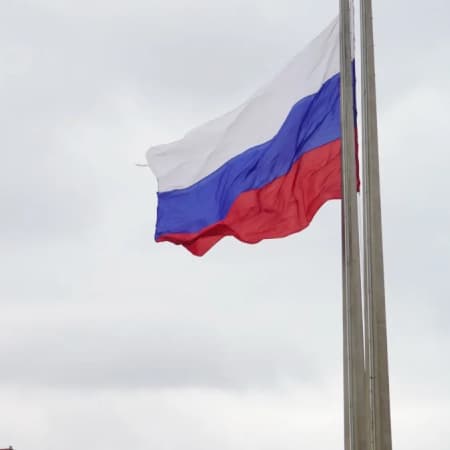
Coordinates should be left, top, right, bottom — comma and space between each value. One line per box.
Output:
156, 71, 344, 237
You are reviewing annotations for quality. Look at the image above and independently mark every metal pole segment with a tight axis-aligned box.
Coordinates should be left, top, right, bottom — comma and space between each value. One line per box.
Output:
360, 0, 393, 449
340, 2, 368, 450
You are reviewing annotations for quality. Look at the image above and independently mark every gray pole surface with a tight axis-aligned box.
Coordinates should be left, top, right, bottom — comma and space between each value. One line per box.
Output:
339, 2, 368, 450
360, 0, 393, 449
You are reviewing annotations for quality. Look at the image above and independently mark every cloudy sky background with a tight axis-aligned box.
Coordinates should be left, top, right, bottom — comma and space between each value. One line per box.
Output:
1, 0, 450, 449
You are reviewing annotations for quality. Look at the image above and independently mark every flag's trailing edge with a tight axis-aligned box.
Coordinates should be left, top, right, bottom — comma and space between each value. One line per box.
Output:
147, 18, 356, 256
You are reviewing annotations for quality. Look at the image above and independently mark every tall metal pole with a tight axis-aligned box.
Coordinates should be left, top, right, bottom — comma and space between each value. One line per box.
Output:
340, 2, 368, 450
360, 1, 393, 450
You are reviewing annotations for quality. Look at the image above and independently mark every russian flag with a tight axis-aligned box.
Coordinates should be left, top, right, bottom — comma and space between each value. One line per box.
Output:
147, 18, 353, 256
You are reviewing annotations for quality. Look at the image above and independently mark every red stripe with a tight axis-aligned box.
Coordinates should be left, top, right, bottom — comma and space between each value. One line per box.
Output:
157, 139, 345, 256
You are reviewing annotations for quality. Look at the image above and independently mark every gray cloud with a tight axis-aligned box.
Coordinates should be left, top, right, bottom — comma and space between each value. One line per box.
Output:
1, 0, 450, 449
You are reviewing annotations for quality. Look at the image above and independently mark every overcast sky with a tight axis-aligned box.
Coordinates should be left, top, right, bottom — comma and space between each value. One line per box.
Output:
1, 0, 449, 449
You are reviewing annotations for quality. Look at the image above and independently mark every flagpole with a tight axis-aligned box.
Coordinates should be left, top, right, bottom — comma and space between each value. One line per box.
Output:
339, 2, 368, 450
360, 0, 393, 449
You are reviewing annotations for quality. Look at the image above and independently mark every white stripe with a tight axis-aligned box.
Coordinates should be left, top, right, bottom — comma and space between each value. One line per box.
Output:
147, 17, 340, 192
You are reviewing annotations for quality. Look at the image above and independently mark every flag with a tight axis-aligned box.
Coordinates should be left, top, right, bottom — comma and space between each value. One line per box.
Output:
147, 17, 349, 256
